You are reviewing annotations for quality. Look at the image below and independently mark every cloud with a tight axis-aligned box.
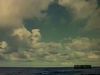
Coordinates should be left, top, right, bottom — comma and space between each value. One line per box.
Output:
0, 0, 51, 26
64, 37, 100, 62
31, 29, 41, 44
0, 41, 8, 49
84, 10, 100, 31
0, 0, 98, 43
58, 0, 100, 38
64, 37, 99, 50
9, 52, 27, 61
0, 41, 8, 60
0, 0, 52, 53
0, 0, 99, 66
12, 28, 31, 40
87, 52, 99, 59
0, 33, 100, 65
59, 0, 97, 18
0, 29, 64, 61
0, 0, 52, 40
0, 28, 31, 55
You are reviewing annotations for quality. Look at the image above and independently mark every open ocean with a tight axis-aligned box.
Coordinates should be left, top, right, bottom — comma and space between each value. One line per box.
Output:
0, 67, 100, 75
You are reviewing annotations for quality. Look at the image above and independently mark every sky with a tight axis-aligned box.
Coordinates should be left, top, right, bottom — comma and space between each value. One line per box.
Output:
0, 0, 100, 67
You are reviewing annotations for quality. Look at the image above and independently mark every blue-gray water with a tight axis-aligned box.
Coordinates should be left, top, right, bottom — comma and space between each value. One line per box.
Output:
0, 67, 100, 75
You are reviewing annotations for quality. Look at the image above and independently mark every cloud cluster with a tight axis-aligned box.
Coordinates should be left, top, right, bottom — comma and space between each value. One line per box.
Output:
0, 30, 100, 65
59, 0, 97, 17
85, 10, 100, 31
0, 0, 99, 40
58, 0, 100, 35
0, 0, 100, 66
0, 0, 52, 53
64, 37, 100, 50
0, 0, 52, 26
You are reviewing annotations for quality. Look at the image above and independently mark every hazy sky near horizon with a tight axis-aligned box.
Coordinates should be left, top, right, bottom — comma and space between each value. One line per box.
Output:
0, 0, 100, 66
